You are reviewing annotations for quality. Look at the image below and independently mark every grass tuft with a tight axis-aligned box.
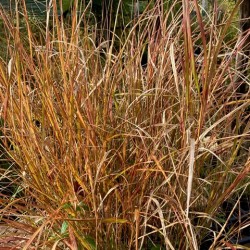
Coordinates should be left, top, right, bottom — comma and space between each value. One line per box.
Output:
0, 0, 249, 249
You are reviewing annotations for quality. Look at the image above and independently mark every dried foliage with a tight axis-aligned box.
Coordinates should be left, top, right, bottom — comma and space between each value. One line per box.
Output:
0, 0, 249, 249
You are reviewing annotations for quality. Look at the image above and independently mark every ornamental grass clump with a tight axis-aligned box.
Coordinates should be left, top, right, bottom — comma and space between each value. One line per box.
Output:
0, 0, 249, 249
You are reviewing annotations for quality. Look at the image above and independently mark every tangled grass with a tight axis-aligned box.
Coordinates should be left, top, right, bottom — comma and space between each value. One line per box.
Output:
0, 0, 249, 249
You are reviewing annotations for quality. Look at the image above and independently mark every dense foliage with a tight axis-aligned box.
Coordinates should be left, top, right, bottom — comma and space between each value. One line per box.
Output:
0, 0, 249, 249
